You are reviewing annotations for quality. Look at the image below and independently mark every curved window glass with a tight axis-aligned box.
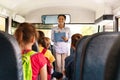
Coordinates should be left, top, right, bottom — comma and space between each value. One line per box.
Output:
41, 14, 70, 24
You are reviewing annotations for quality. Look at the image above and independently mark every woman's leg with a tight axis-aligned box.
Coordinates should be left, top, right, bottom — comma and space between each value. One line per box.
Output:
55, 53, 62, 72
61, 53, 68, 72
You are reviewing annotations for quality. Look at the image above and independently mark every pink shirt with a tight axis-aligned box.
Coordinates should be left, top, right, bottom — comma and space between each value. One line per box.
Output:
31, 52, 47, 80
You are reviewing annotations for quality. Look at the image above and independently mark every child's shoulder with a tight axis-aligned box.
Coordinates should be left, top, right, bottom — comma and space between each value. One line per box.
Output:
32, 51, 46, 59
46, 49, 52, 53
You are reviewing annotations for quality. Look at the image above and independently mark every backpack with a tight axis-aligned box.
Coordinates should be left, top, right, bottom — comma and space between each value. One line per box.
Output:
41, 48, 52, 75
22, 50, 36, 80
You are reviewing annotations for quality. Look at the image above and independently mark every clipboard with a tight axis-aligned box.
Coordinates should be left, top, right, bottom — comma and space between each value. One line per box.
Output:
54, 32, 65, 42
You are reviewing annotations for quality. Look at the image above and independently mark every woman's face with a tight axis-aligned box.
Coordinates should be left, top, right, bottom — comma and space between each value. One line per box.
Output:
58, 16, 65, 25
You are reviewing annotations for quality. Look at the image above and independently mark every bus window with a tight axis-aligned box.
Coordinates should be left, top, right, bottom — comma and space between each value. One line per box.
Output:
103, 21, 114, 32
0, 17, 5, 31
41, 14, 70, 24
53, 24, 97, 36
11, 20, 20, 34
36, 23, 98, 38
36, 24, 97, 45
96, 20, 114, 32
118, 18, 120, 31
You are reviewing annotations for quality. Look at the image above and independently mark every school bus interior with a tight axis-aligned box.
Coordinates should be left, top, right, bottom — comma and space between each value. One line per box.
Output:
1, 0, 120, 80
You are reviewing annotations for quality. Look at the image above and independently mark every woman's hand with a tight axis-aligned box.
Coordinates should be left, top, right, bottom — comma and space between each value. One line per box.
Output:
62, 36, 68, 42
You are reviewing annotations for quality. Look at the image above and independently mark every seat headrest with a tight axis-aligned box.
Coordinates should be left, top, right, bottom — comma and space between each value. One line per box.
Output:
0, 31, 23, 80
81, 32, 120, 80
104, 36, 120, 80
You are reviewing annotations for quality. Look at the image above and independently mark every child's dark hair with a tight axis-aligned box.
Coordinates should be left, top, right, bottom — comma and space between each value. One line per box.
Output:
38, 37, 50, 49
38, 30, 45, 44
71, 33, 83, 47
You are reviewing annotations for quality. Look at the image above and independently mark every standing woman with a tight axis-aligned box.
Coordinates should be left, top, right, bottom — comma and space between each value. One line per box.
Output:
51, 14, 71, 74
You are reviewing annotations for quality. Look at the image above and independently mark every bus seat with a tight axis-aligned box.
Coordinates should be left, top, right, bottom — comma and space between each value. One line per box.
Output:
32, 41, 39, 52
74, 36, 90, 80
104, 36, 120, 80
80, 32, 120, 80
0, 31, 23, 80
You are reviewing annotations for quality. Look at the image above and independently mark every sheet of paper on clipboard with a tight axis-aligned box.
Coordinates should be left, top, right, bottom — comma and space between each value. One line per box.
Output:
54, 32, 65, 42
